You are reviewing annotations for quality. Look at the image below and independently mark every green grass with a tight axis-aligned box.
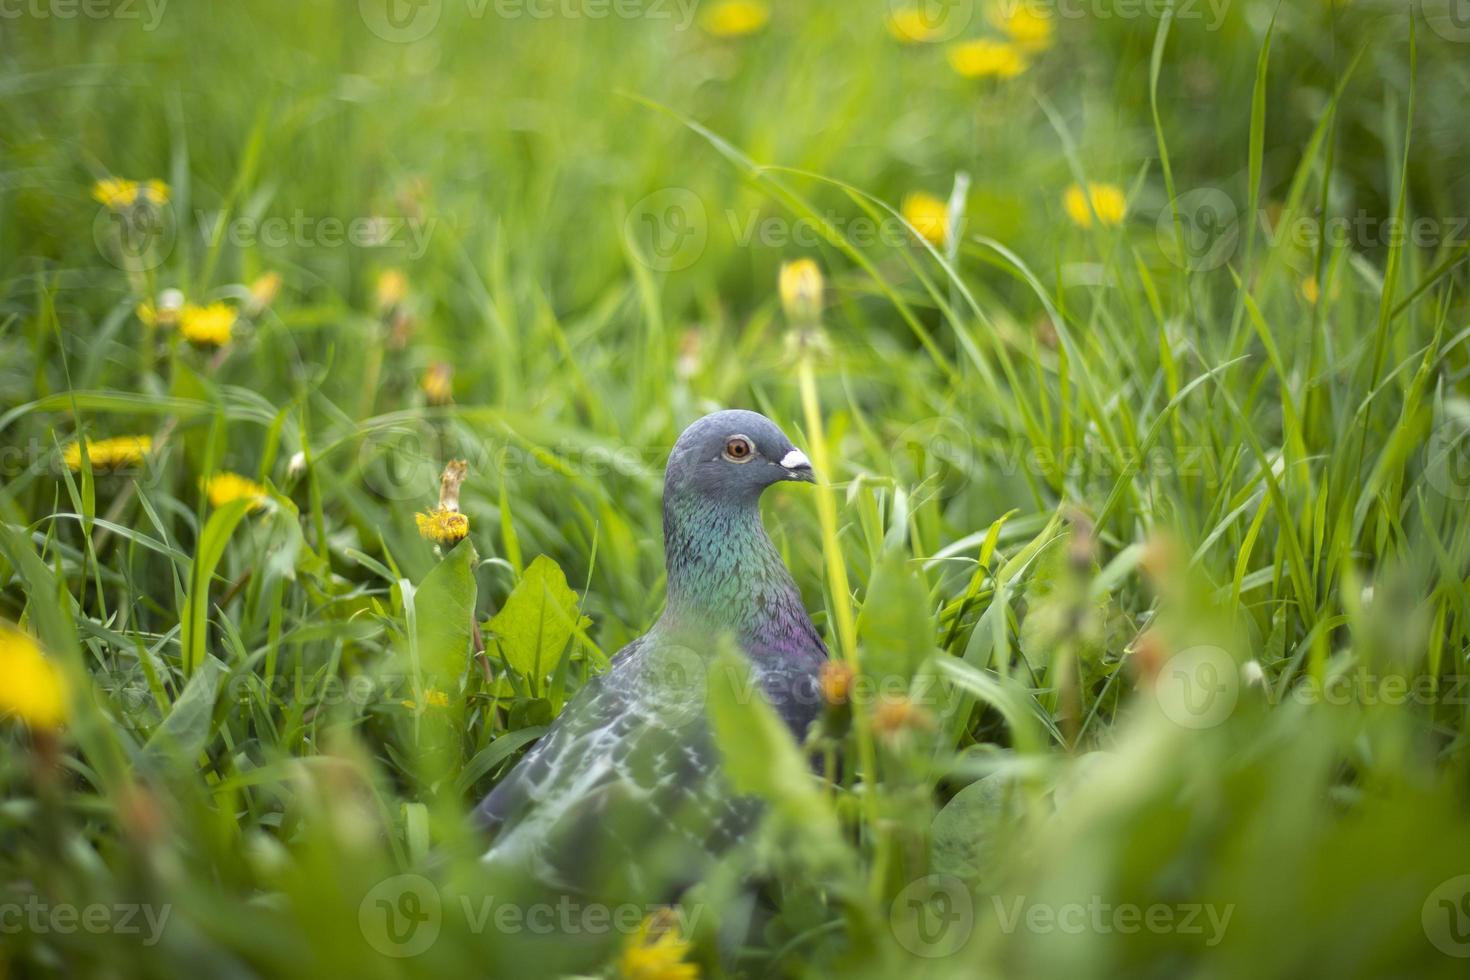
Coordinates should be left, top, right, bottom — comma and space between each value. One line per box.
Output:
4, 1, 1470, 977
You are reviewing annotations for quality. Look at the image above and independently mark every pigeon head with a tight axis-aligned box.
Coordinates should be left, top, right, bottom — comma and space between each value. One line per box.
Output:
664, 409, 814, 503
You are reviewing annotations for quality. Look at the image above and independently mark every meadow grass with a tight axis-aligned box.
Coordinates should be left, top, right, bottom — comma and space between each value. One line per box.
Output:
3, 1, 1470, 977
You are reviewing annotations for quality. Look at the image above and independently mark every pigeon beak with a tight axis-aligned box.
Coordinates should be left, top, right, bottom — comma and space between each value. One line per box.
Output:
778, 448, 816, 483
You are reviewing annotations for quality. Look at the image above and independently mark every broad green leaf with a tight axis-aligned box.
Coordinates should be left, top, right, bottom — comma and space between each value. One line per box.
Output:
414, 538, 479, 684
487, 554, 585, 685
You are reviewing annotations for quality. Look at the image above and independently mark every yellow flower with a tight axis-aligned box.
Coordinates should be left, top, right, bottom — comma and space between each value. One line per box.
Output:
421, 362, 454, 406
618, 911, 698, 980
902, 191, 949, 246
401, 689, 451, 710
137, 301, 157, 327
92, 177, 139, 210
700, 0, 768, 37
249, 271, 282, 311
375, 269, 408, 311
142, 179, 170, 205
886, 7, 943, 43
988, 2, 1055, 52
204, 472, 269, 511
0, 624, 68, 730
778, 259, 824, 325
1301, 277, 1320, 305
416, 508, 469, 545
948, 38, 1028, 79
179, 302, 236, 347
872, 695, 936, 742
1063, 182, 1127, 228
62, 435, 152, 472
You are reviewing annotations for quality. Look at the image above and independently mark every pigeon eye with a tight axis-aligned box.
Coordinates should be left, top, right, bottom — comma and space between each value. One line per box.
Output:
723, 435, 754, 462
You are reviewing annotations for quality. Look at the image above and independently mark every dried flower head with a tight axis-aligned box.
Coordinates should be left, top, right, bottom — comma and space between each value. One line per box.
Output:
416, 459, 470, 546
872, 695, 935, 742
819, 660, 854, 706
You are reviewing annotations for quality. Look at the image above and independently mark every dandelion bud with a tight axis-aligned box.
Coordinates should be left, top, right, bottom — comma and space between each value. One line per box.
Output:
421, 362, 453, 406
376, 269, 408, 312
779, 258, 824, 326
819, 661, 853, 706
249, 271, 282, 313
287, 451, 307, 480
872, 695, 934, 744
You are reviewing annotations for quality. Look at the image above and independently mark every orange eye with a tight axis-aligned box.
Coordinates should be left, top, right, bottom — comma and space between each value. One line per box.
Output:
723, 435, 754, 461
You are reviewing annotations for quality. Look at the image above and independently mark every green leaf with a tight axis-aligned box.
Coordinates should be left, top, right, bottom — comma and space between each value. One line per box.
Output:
141, 655, 226, 770
414, 538, 479, 684
856, 550, 935, 685
487, 554, 584, 687
181, 499, 253, 676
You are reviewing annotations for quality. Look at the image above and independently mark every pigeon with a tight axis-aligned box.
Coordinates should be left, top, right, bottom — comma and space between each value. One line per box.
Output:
475, 410, 828, 899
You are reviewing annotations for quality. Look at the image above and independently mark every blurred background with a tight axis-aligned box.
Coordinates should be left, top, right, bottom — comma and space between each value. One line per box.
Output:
3, 0, 1470, 977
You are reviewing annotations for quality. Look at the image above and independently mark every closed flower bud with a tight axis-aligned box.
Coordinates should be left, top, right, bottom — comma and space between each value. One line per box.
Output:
779, 258, 824, 326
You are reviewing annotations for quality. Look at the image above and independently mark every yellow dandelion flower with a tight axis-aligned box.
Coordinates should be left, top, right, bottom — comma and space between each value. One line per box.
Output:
204, 472, 269, 512
988, 2, 1055, 52
902, 191, 949, 246
401, 689, 451, 710
179, 302, 236, 347
1301, 277, 1320, 305
0, 624, 68, 730
416, 508, 469, 545
872, 695, 936, 742
1063, 182, 1127, 228
62, 435, 152, 472
421, 362, 454, 406
376, 268, 408, 311
886, 7, 942, 44
618, 911, 698, 980
700, 0, 768, 37
249, 271, 282, 311
92, 177, 139, 210
948, 38, 1028, 79
141, 179, 170, 206
778, 259, 824, 325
